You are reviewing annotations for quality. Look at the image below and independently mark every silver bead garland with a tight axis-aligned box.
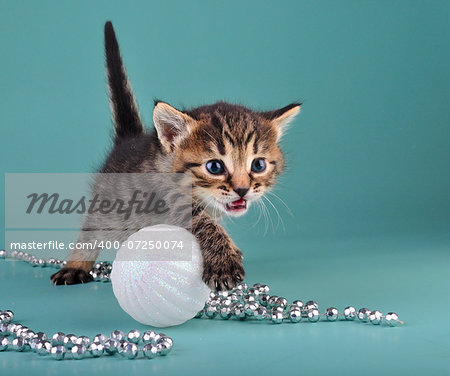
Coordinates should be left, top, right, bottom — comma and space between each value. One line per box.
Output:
0, 249, 404, 361
196, 283, 403, 326
5, 250, 112, 282
0, 309, 173, 360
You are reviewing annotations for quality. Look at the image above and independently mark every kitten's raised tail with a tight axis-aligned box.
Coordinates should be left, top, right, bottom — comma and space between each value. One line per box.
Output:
104, 21, 144, 141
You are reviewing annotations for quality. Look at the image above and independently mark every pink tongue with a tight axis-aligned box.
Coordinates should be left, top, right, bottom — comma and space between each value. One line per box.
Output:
231, 198, 245, 206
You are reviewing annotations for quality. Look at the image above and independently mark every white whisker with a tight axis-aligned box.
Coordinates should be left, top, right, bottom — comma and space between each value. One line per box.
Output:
258, 199, 270, 236
262, 195, 285, 233
267, 191, 295, 218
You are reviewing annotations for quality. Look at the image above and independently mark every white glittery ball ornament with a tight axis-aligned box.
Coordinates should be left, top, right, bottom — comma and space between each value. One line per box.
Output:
111, 225, 211, 327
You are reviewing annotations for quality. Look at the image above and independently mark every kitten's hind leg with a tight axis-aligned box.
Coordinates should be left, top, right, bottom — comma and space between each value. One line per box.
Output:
51, 260, 94, 285
50, 243, 99, 285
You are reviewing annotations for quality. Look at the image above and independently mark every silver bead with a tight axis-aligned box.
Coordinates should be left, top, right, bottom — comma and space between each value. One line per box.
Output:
23, 330, 36, 341
9, 323, 22, 334
209, 291, 218, 300
152, 333, 166, 344
243, 294, 256, 302
157, 339, 173, 356
11, 337, 27, 351
47, 258, 57, 267
37, 258, 46, 267
142, 330, 157, 344
143, 343, 158, 359
104, 338, 120, 354
232, 289, 244, 298
29, 336, 41, 351
2, 310, 13, 322
289, 307, 302, 323
305, 300, 318, 311
292, 300, 304, 310
120, 342, 138, 359
357, 308, 371, 322
273, 306, 284, 313
258, 294, 270, 306
0, 323, 9, 335
36, 332, 47, 340
385, 312, 401, 327
93, 333, 107, 344
205, 306, 217, 318
326, 307, 339, 321
156, 335, 172, 346
307, 308, 320, 322
16, 326, 29, 338
71, 344, 86, 360
75, 335, 90, 347
94, 262, 103, 271
254, 306, 268, 321
267, 296, 279, 308
235, 283, 249, 292
218, 290, 229, 299
220, 298, 233, 308
247, 287, 260, 296
63, 334, 77, 349
127, 330, 141, 344
89, 342, 105, 357
229, 293, 240, 303
369, 310, 383, 325
219, 307, 232, 320
51, 345, 66, 360
258, 284, 270, 294
0, 336, 9, 351
208, 298, 220, 308
118, 339, 129, 355
276, 297, 288, 308
344, 306, 356, 320
36, 340, 52, 355
30, 258, 39, 267
110, 329, 125, 341
271, 308, 284, 324
52, 332, 65, 346
244, 302, 259, 316
232, 303, 246, 320
0, 250, 6, 258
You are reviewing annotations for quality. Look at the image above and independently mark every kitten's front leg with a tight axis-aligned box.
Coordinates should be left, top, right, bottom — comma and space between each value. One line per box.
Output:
192, 213, 245, 291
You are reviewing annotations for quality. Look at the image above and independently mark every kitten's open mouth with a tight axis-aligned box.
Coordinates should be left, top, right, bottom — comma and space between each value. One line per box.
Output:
225, 198, 247, 213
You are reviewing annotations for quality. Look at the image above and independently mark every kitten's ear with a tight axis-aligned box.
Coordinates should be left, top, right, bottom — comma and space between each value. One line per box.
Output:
261, 103, 301, 141
153, 101, 197, 152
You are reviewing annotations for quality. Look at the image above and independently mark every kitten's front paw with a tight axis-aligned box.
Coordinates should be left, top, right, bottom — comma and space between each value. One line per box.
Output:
51, 268, 93, 285
203, 254, 245, 291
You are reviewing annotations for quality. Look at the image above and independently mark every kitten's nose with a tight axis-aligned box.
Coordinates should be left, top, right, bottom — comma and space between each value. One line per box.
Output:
234, 187, 249, 198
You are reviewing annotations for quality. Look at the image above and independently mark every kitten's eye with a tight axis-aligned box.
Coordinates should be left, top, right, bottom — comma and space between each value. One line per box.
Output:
251, 158, 266, 173
206, 160, 225, 175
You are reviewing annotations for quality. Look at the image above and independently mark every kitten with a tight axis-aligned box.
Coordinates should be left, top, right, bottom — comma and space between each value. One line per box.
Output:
50, 21, 300, 290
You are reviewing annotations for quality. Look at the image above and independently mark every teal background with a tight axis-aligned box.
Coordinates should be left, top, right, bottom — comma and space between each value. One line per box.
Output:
1, 0, 449, 375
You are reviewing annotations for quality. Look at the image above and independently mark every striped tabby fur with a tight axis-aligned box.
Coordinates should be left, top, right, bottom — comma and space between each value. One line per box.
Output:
51, 22, 300, 290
